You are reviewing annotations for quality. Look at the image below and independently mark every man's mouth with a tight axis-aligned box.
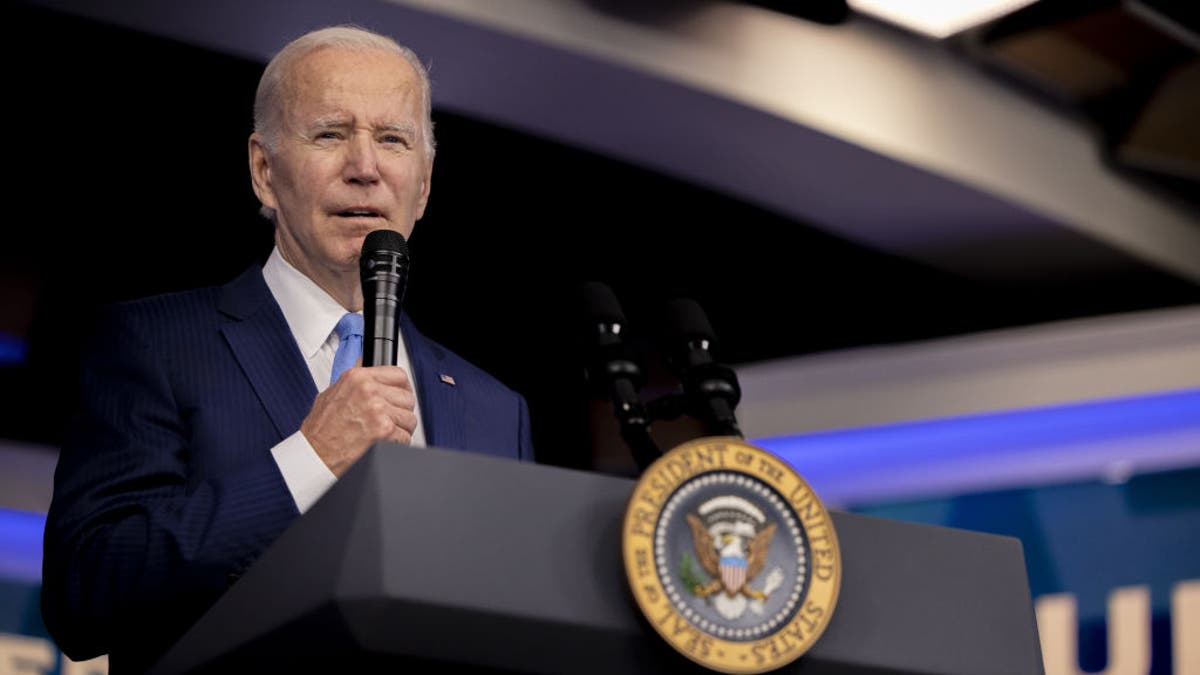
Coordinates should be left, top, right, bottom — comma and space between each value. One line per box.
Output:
334, 208, 384, 218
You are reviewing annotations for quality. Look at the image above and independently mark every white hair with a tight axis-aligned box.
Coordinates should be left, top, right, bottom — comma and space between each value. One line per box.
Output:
253, 25, 436, 221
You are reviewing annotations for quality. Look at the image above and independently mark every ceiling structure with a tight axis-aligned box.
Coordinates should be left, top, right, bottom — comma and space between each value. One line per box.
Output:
22, 0, 1200, 285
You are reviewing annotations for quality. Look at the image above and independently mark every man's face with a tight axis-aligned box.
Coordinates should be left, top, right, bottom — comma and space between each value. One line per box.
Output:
250, 47, 432, 281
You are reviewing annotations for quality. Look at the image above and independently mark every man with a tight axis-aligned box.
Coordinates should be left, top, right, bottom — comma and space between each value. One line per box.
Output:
42, 26, 533, 672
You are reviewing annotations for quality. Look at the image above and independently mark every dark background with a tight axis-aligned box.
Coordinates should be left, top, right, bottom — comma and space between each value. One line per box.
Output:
3, 2, 1198, 470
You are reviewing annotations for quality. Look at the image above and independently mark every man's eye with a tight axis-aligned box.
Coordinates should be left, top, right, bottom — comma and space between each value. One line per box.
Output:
316, 131, 341, 140
381, 135, 409, 146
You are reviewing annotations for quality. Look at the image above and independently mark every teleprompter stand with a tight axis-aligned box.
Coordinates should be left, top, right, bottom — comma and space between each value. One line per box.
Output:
151, 444, 1045, 674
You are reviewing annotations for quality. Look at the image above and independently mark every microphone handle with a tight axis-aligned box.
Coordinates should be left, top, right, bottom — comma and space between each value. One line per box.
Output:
363, 281, 401, 367
610, 377, 660, 472
704, 397, 743, 438
361, 250, 408, 367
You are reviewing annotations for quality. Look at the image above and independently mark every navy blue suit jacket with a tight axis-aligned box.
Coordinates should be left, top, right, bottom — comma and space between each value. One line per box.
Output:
41, 266, 533, 671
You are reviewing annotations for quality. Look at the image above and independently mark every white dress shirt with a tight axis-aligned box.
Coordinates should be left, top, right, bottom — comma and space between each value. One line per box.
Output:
263, 247, 425, 513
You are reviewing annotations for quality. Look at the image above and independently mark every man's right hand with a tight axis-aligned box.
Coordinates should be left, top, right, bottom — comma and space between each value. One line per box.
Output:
300, 365, 418, 476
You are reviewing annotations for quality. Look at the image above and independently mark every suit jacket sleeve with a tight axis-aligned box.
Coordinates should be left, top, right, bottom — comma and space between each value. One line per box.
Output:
41, 303, 299, 663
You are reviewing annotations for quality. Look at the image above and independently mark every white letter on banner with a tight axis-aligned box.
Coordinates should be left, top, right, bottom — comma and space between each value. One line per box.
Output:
0, 634, 55, 675
1036, 586, 1151, 675
1175, 580, 1199, 675
61, 653, 109, 675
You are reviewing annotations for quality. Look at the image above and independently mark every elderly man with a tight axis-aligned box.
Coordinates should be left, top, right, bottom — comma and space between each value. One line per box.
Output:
42, 26, 533, 672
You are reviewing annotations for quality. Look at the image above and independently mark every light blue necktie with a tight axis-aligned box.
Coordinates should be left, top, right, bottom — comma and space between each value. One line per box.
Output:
329, 312, 364, 386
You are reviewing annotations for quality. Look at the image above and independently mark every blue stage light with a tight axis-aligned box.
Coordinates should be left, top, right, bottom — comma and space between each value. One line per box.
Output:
755, 388, 1200, 506
0, 333, 27, 366
0, 509, 45, 584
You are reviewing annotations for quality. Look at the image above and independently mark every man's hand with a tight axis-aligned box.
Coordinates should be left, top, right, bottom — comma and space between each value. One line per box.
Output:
300, 365, 418, 476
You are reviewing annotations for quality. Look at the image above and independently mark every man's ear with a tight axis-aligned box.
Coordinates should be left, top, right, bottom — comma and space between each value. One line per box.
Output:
248, 133, 279, 212
414, 163, 433, 220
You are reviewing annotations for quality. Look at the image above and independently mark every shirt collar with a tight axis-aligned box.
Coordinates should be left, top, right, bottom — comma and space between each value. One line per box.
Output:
262, 247, 354, 359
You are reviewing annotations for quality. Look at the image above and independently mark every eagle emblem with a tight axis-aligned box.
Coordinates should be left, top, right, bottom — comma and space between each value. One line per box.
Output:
684, 495, 785, 620
624, 440, 841, 672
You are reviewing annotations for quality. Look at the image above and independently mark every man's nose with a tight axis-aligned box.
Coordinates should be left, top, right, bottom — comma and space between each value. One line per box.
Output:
343, 133, 381, 184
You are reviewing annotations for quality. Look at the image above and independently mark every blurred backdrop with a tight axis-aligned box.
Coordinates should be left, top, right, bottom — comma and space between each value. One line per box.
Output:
2, 1, 1198, 673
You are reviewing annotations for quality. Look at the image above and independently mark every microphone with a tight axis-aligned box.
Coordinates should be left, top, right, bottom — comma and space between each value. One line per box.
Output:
580, 282, 660, 470
662, 299, 742, 438
360, 230, 410, 367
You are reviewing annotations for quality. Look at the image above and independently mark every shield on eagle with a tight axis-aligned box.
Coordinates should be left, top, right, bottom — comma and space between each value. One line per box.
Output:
720, 555, 748, 594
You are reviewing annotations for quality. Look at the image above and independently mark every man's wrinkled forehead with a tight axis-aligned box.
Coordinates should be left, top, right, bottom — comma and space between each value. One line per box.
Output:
277, 47, 420, 120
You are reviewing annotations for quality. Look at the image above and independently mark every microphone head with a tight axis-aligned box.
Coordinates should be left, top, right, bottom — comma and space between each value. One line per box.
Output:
360, 229, 410, 281
579, 282, 626, 327
664, 298, 742, 421
361, 229, 408, 255
664, 298, 715, 344
578, 282, 643, 390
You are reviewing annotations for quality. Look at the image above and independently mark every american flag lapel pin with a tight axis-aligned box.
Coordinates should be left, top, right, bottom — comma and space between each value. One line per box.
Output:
439, 373, 457, 386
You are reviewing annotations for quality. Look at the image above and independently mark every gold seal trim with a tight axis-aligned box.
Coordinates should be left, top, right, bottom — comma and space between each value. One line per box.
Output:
622, 437, 841, 674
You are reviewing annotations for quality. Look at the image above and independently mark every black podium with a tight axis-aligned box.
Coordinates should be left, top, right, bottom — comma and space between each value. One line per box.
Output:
151, 445, 1045, 674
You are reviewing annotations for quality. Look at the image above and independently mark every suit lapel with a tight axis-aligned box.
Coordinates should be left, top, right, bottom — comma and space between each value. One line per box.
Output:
402, 315, 465, 449
218, 266, 317, 439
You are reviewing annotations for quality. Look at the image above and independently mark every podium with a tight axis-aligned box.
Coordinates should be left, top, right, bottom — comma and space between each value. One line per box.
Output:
151, 445, 1045, 674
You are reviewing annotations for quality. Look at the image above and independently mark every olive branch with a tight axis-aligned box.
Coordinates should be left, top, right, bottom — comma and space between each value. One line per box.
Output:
679, 552, 709, 595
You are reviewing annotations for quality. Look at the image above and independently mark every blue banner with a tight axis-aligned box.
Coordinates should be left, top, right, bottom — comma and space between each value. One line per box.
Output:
857, 468, 1200, 675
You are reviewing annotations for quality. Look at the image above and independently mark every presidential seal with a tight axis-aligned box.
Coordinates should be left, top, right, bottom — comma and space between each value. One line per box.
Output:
622, 437, 841, 674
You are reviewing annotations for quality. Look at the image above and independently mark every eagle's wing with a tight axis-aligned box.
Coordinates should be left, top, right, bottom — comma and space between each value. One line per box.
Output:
746, 522, 778, 581
687, 513, 721, 577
